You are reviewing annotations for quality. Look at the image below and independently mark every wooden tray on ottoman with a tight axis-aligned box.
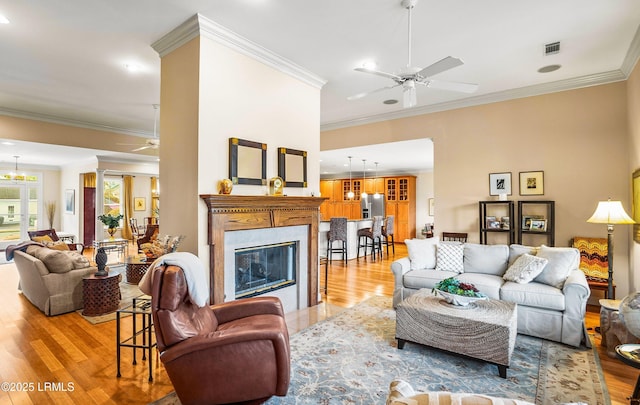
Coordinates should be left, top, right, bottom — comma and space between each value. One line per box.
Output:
396, 288, 517, 378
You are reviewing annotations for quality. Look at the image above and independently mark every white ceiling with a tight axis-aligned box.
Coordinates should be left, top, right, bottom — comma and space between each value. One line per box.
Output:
0, 1, 638, 172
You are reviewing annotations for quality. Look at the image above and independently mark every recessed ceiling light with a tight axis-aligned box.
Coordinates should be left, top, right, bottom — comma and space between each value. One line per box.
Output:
0, 14, 9, 24
361, 60, 377, 70
383, 99, 398, 105
124, 63, 142, 73
538, 64, 561, 73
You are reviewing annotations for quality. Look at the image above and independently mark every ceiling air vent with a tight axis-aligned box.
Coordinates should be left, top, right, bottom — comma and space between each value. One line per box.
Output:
544, 41, 560, 55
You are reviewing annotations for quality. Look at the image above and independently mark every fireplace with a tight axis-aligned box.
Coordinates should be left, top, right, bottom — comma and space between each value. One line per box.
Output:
235, 241, 297, 299
201, 195, 326, 309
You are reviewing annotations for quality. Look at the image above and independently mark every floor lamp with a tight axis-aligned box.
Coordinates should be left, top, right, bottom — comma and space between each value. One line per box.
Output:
587, 199, 635, 299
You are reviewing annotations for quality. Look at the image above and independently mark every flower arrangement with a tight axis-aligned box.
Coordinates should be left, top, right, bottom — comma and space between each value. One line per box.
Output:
98, 213, 123, 228
433, 277, 486, 298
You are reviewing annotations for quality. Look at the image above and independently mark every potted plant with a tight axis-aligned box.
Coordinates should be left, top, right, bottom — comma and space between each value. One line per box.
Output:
98, 213, 123, 240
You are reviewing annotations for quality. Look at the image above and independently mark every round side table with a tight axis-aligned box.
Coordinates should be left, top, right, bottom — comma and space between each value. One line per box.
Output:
125, 256, 155, 284
82, 273, 121, 316
615, 344, 640, 404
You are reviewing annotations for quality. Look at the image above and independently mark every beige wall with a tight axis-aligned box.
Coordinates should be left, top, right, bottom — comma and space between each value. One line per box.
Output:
628, 62, 640, 293
323, 82, 632, 297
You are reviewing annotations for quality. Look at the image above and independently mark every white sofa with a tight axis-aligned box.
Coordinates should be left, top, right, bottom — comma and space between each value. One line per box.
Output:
391, 240, 591, 347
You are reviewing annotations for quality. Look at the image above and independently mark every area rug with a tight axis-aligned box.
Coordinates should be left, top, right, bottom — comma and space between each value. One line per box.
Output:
78, 265, 146, 325
150, 296, 609, 405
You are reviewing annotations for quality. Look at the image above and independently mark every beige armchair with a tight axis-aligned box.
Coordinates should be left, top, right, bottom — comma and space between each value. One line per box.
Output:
10, 244, 97, 316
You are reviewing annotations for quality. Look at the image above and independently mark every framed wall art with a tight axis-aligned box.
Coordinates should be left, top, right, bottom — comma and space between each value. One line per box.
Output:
519, 171, 544, 195
134, 197, 146, 211
64, 189, 75, 214
277, 147, 307, 188
489, 172, 512, 196
633, 169, 640, 243
229, 138, 267, 185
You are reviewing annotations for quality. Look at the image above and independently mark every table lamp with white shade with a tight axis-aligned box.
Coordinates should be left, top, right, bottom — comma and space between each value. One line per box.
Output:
587, 198, 635, 299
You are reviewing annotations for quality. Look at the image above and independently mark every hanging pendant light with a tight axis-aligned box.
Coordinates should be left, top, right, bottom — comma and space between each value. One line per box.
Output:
9, 155, 25, 181
347, 156, 354, 199
361, 159, 368, 198
373, 162, 381, 199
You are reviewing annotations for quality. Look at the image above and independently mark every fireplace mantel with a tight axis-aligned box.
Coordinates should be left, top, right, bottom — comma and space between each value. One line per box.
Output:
200, 195, 326, 305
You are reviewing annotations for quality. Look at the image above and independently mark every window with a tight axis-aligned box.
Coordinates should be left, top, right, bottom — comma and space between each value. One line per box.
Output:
103, 178, 122, 224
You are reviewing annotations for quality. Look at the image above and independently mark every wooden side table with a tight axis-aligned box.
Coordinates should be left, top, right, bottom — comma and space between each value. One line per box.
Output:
82, 273, 121, 316
125, 256, 155, 284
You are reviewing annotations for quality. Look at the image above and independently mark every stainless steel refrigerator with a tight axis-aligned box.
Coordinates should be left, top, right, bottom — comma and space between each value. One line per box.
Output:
361, 194, 385, 219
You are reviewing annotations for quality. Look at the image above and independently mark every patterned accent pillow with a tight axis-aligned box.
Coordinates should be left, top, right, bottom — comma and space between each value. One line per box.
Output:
435, 242, 464, 273
503, 253, 548, 284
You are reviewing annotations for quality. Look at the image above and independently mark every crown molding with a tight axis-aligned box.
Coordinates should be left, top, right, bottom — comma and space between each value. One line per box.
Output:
152, 14, 326, 89
320, 69, 628, 132
621, 25, 640, 76
0, 107, 151, 137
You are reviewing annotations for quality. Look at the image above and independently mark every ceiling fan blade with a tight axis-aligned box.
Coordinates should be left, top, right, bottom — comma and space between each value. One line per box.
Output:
131, 145, 152, 152
354, 67, 402, 82
417, 56, 464, 78
426, 79, 479, 93
347, 84, 400, 101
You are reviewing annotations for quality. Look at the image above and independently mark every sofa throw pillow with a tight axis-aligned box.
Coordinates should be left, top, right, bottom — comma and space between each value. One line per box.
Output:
533, 245, 580, 288
503, 253, 548, 284
68, 251, 90, 269
45, 240, 70, 251
508, 244, 539, 266
30, 247, 75, 273
435, 242, 464, 273
404, 238, 437, 270
463, 243, 509, 275
32, 235, 54, 244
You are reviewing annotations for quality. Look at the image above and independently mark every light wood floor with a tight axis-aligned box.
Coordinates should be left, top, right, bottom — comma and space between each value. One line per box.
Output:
0, 243, 636, 404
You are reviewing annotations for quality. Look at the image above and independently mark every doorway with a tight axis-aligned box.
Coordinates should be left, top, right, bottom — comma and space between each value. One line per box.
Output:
0, 176, 41, 249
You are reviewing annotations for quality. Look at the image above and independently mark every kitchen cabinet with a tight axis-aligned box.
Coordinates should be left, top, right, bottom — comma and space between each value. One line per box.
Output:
320, 176, 416, 234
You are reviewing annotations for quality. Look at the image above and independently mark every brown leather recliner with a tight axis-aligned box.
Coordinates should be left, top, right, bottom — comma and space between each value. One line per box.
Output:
151, 265, 291, 405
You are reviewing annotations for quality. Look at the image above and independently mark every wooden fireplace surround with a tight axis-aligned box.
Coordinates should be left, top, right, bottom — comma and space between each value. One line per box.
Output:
200, 195, 326, 305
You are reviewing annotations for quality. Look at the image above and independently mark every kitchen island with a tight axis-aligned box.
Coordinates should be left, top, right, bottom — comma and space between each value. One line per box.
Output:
319, 219, 373, 260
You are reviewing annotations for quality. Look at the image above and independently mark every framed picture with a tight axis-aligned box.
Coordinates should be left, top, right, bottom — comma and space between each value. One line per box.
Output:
64, 189, 75, 214
529, 219, 547, 232
633, 169, 640, 243
485, 216, 499, 229
229, 137, 267, 185
501, 216, 511, 230
519, 171, 544, 195
521, 215, 544, 230
277, 147, 307, 188
489, 172, 512, 196
428, 198, 435, 216
134, 197, 146, 211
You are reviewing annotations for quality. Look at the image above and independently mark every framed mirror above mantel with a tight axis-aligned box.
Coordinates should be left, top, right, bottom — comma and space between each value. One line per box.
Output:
229, 138, 267, 185
278, 147, 307, 188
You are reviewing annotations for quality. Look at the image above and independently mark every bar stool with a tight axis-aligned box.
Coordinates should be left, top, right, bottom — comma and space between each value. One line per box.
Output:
357, 216, 383, 260
381, 215, 395, 255
327, 217, 348, 263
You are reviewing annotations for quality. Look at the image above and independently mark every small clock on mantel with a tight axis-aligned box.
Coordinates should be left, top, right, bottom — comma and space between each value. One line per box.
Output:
269, 176, 284, 196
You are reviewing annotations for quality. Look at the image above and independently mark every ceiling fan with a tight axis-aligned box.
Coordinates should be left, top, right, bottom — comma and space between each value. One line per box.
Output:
119, 104, 160, 151
348, 0, 478, 108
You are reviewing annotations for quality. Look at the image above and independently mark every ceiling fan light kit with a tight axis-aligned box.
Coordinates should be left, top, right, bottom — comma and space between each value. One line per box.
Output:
348, 0, 478, 109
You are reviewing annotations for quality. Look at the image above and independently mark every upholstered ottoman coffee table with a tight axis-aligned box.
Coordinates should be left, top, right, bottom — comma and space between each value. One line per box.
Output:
396, 288, 517, 378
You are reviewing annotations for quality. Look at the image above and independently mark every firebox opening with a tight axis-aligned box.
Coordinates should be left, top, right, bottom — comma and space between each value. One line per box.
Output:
235, 241, 297, 299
